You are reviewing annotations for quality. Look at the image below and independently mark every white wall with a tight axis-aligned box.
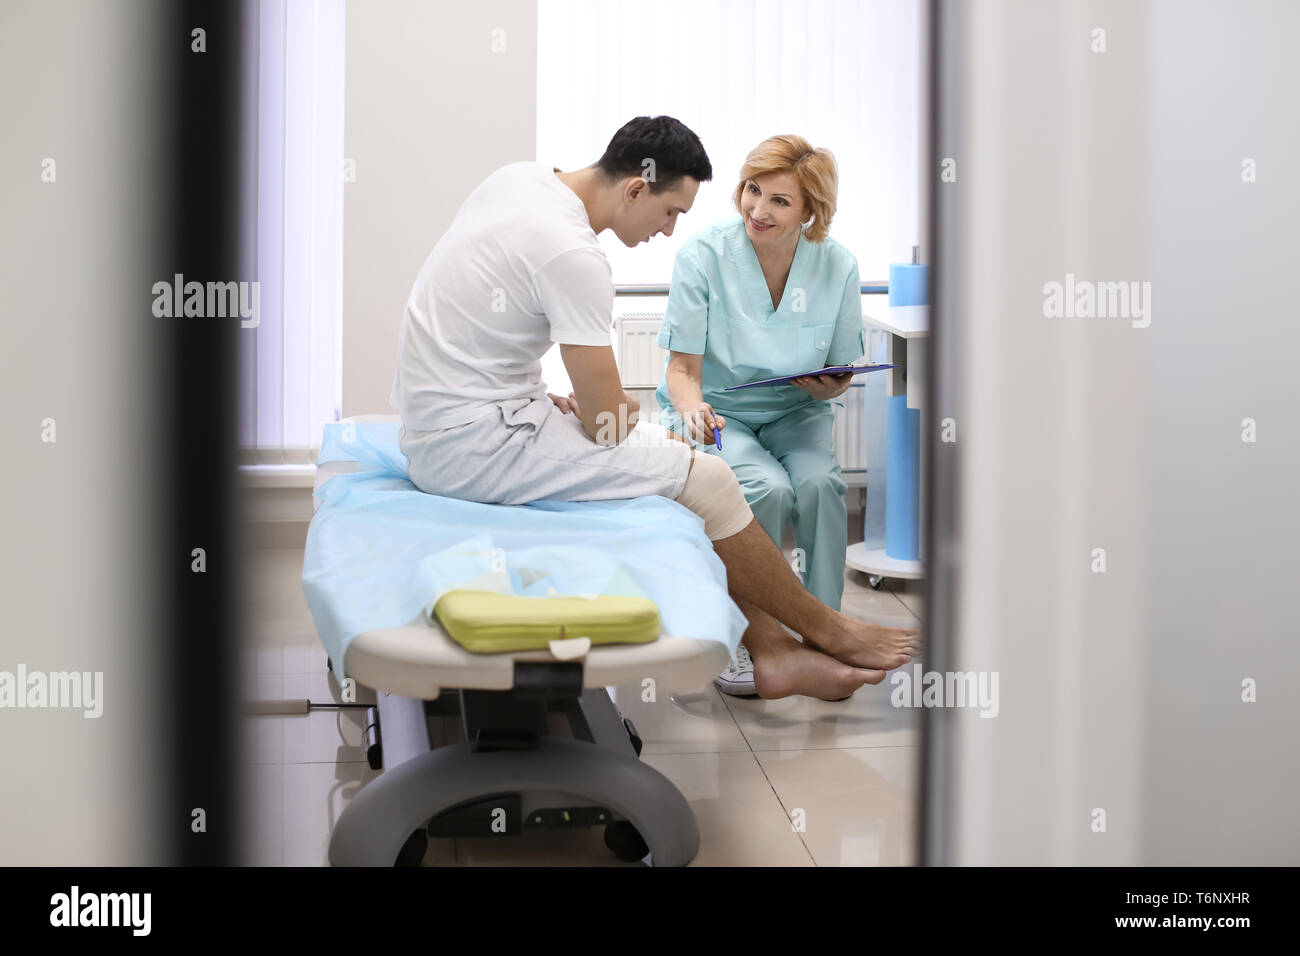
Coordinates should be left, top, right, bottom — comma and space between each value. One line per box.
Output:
926, 0, 1300, 865
343, 0, 538, 416
0, 0, 162, 864
1139, 0, 1299, 865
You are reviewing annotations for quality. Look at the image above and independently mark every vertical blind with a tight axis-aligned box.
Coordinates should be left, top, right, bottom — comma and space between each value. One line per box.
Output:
537, 0, 922, 285
240, 0, 344, 464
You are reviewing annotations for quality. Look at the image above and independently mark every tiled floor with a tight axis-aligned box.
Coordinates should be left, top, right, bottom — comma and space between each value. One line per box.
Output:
239, 540, 925, 867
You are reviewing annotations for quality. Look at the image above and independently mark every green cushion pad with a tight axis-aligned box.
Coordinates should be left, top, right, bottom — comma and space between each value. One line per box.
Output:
432, 590, 661, 654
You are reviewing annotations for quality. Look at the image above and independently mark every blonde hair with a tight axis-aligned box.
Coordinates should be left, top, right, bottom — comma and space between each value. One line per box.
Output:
732, 135, 839, 243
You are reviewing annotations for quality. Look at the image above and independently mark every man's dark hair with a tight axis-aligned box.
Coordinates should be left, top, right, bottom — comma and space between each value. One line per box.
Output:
595, 116, 712, 193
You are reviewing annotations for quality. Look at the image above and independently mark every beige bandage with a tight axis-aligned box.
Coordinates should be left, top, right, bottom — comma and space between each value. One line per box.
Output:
673, 451, 753, 541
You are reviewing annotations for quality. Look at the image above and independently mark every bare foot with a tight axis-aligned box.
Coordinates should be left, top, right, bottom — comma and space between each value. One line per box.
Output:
751, 638, 886, 701
804, 612, 921, 671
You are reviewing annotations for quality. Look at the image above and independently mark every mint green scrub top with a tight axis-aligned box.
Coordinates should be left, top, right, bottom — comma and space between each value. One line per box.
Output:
655, 215, 866, 427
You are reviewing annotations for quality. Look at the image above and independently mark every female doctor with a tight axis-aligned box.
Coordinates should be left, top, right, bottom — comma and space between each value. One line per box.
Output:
656, 135, 864, 621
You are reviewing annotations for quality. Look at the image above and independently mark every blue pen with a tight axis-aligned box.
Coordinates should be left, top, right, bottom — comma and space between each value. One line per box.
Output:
712, 426, 722, 451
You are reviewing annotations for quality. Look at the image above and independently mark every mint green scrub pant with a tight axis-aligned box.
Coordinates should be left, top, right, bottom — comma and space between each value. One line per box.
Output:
710, 401, 847, 611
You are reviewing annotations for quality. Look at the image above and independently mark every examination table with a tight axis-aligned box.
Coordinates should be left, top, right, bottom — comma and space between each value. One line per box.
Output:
302, 418, 742, 867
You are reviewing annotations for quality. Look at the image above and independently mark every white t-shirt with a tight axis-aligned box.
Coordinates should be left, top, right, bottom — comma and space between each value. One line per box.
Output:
391, 162, 614, 431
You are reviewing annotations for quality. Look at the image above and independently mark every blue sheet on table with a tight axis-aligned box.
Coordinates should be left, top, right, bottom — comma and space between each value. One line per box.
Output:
302, 422, 746, 682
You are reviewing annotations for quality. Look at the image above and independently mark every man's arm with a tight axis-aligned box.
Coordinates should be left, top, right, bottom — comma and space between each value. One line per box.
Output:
559, 344, 639, 446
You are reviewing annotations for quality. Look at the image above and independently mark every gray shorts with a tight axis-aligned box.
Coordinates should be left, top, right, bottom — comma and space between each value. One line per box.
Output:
400, 397, 693, 505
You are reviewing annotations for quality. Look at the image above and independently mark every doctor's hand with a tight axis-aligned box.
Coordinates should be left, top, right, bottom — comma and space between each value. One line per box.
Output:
683, 403, 726, 444
547, 392, 581, 416
791, 372, 853, 401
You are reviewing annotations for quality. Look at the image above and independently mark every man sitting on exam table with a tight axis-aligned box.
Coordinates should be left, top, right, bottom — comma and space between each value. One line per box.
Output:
389, 116, 919, 701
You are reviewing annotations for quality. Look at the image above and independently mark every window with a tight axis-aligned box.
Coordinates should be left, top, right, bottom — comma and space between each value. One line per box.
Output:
239, 0, 345, 465
537, 0, 922, 285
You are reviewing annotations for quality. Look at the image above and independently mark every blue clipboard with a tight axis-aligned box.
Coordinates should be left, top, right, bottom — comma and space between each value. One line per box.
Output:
722, 363, 895, 391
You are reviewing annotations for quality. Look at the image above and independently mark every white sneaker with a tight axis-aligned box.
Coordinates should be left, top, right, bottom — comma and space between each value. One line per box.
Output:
714, 642, 757, 697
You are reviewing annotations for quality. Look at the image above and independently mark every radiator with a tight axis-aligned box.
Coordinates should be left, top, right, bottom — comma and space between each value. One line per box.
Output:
615, 315, 886, 482
615, 313, 670, 388
834, 385, 868, 477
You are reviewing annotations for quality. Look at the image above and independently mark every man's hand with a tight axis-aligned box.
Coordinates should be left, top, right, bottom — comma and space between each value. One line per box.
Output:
558, 344, 639, 446
791, 372, 852, 401
547, 392, 581, 416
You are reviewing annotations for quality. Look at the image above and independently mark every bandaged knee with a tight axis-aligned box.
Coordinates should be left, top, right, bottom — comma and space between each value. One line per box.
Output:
674, 451, 753, 541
